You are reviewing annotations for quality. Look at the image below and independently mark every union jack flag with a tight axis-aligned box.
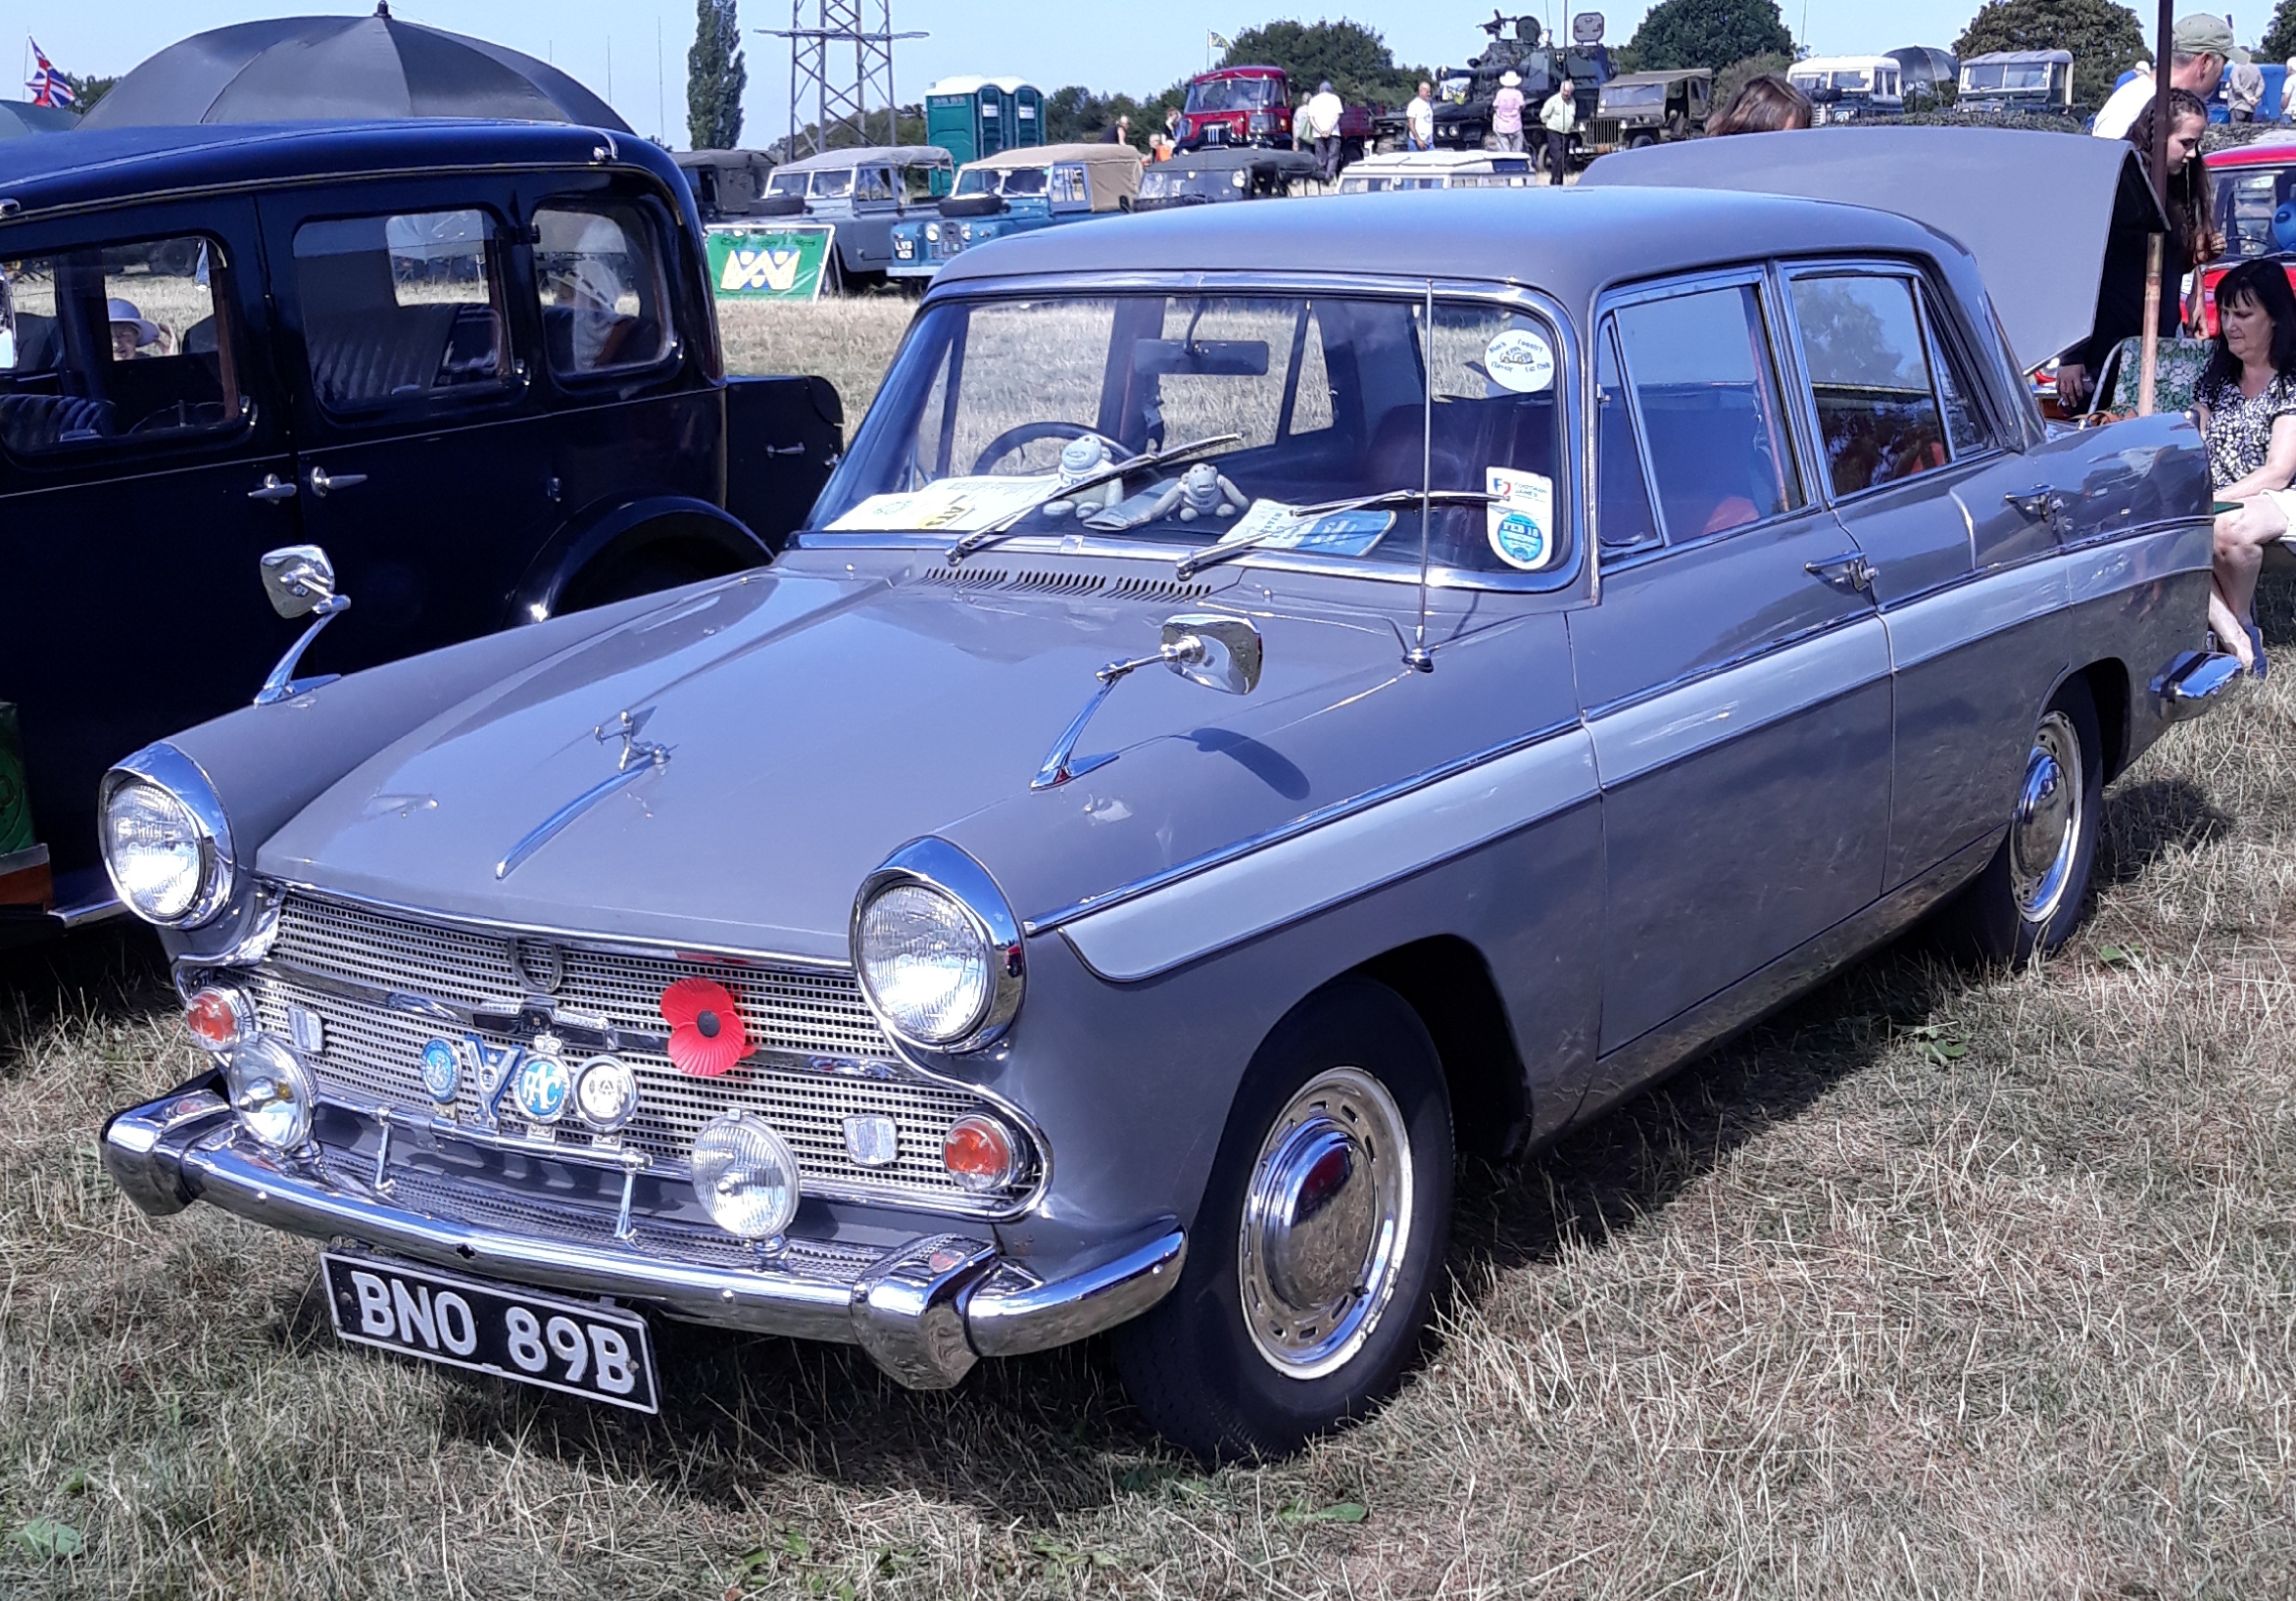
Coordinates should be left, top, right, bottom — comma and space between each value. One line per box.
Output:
25, 40, 73, 109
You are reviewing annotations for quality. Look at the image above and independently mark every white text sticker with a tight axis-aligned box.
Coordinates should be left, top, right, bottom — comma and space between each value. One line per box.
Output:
1486, 466, 1555, 570
1484, 328, 1555, 394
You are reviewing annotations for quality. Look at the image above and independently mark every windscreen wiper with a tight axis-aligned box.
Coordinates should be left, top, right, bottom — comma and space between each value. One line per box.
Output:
945, 432, 1244, 566
1173, 488, 1498, 580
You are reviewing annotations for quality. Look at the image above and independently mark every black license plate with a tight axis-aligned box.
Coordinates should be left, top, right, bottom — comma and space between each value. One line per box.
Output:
321, 1251, 659, 1414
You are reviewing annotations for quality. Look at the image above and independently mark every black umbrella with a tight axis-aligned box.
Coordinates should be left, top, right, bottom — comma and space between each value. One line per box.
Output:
80, 4, 630, 132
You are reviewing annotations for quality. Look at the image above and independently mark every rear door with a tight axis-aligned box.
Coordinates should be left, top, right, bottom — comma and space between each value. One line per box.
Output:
257, 176, 555, 663
0, 198, 301, 890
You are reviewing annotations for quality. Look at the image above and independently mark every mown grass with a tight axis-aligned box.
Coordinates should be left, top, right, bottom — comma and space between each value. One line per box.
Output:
1, 299, 2292, 1596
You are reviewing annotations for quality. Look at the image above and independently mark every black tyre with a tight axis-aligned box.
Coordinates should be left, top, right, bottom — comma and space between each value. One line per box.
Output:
1112, 979, 1452, 1463
1942, 675, 2104, 962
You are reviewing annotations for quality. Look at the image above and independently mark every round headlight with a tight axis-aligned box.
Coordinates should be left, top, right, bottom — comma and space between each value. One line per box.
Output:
690, 1112, 800, 1238
858, 883, 993, 1045
223, 1036, 314, 1150
925, 221, 940, 240
574, 1054, 639, 1132
99, 746, 234, 928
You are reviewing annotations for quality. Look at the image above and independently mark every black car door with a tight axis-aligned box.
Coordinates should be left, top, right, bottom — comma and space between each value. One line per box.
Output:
0, 197, 302, 898
256, 176, 557, 663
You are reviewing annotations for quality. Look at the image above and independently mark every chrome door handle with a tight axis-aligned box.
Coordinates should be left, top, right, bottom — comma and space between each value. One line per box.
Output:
247, 472, 297, 503
2003, 487, 2059, 520
762, 443, 806, 457
1804, 553, 1877, 596
308, 466, 366, 497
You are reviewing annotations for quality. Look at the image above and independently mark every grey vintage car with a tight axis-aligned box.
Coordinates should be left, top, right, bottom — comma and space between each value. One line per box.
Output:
100, 153, 2239, 1461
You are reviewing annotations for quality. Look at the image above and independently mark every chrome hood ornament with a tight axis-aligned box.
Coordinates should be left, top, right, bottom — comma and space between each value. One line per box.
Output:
495, 707, 671, 880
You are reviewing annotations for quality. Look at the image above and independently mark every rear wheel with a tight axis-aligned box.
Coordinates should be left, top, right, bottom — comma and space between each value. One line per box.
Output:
1941, 676, 2104, 962
1112, 979, 1452, 1463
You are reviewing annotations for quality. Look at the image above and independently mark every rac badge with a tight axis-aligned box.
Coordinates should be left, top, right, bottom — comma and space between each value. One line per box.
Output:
512, 1051, 572, 1124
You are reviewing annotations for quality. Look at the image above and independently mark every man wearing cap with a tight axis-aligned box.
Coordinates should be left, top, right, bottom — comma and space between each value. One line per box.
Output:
2093, 14, 2230, 140
1303, 79, 1344, 183
1490, 70, 1526, 153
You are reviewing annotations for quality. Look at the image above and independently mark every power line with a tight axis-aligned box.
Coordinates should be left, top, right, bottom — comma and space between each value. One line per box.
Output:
760, 0, 925, 156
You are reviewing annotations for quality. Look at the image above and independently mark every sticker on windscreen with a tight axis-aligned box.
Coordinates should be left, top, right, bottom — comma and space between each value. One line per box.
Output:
1484, 328, 1555, 394
1486, 467, 1555, 570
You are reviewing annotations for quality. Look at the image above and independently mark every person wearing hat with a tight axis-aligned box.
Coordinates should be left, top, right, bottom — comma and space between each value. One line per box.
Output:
2093, 14, 2231, 139
1539, 76, 1578, 185
1490, 69, 1526, 153
1303, 78, 1345, 183
107, 299, 161, 363
2228, 47, 2265, 122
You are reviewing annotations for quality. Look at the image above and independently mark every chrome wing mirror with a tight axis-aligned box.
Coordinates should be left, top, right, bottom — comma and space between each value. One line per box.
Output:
255, 545, 352, 706
1034, 613, 1263, 790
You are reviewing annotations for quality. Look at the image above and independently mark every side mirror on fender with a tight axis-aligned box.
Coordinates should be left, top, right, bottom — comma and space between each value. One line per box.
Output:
255, 545, 352, 706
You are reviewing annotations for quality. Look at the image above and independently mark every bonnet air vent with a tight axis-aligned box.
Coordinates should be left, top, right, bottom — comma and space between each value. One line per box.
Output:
914, 566, 1212, 603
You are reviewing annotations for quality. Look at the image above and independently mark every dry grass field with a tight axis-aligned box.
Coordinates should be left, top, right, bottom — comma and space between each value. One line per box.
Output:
716, 295, 914, 423
2, 298, 2293, 1597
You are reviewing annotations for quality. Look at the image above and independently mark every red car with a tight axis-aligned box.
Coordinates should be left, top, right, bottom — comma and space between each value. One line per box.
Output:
2200, 142, 2296, 334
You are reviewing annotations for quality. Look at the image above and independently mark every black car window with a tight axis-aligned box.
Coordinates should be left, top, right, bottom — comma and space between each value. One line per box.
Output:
1594, 323, 1660, 552
532, 202, 674, 379
292, 209, 508, 412
1613, 281, 1803, 543
0, 234, 243, 457
1787, 272, 1950, 498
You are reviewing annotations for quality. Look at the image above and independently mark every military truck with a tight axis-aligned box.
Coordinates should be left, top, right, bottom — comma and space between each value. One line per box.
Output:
1583, 69, 1711, 156
1374, 12, 1610, 156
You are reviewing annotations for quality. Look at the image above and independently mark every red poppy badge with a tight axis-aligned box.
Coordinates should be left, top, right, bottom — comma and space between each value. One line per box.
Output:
659, 976, 750, 1078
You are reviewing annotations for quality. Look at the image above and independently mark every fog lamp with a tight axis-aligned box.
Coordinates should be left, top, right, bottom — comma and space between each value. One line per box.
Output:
223, 1036, 314, 1150
925, 221, 941, 241
574, 1053, 639, 1133
184, 986, 254, 1051
943, 1112, 1019, 1192
690, 1113, 800, 1238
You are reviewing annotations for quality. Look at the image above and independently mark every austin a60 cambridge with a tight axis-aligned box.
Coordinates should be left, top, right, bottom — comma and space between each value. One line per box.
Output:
102, 151, 2237, 1460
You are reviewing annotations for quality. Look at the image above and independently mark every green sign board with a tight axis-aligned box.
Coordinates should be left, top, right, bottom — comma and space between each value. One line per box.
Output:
0, 703, 31, 856
706, 223, 837, 302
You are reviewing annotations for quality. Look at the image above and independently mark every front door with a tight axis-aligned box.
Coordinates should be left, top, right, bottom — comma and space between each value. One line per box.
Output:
0, 198, 302, 891
1571, 272, 1893, 1070
257, 177, 557, 667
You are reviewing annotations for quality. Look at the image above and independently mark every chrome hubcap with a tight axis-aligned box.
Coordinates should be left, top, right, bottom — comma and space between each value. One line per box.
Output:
1238, 1067, 1412, 1380
2009, 709, 2082, 924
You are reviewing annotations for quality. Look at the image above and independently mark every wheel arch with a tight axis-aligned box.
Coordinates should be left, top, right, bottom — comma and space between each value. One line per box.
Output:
1347, 935, 1530, 1162
2076, 656, 2132, 780
504, 495, 770, 626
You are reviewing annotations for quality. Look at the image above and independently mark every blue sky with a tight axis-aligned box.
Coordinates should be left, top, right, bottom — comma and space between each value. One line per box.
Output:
3, 1, 2162, 146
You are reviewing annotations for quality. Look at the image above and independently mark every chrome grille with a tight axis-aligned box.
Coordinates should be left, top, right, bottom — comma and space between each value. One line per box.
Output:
257, 893, 1034, 1214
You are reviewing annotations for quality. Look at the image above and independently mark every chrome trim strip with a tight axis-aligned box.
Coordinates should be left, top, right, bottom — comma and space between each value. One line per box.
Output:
964, 1227, 1189, 1357
1588, 616, 1889, 787
1022, 716, 1585, 935
53, 892, 126, 929
1060, 727, 1597, 983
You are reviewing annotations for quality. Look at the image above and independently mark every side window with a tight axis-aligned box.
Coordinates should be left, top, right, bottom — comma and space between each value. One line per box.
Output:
1595, 323, 1660, 552
855, 167, 893, 203
1922, 293, 1996, 458
901, 165, 940, 205
0, 234, 243, 456
1787, 273, 1948, 498
532, 202, 673, 378
1050, 164, 1091, 207
293, 209, 506, 412
1613, 281, 1803, 543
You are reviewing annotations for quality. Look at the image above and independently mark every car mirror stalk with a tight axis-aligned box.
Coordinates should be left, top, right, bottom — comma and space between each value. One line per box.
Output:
1032, 613, 1264, 791
254, 545, 351, 707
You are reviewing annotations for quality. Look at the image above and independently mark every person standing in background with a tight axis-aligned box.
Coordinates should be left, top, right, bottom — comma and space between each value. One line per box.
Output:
2284, 58, 2296, 119
1490, 71, 1526, 153
2093, 14, 2229, 139
1303, 78, 1344, 182
2229, 49, 2265, 122
1539, 76, 1576, 184
1407, 80, 1436, 151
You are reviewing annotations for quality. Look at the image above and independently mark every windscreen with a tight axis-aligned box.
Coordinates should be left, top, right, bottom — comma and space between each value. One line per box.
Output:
811, 291, 1574, 578
2214, 165, 2296, 261
1605, 82, 1666, 108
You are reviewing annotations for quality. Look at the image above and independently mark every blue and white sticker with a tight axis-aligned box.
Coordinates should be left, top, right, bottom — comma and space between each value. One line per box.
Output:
418, 1038, 462, 1103
513, 1054, 571, 1124
1484, 328, 1555, 394
1486, 467, 1555, 570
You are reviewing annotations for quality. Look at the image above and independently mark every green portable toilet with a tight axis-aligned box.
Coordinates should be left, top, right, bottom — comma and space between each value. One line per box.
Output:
924, 75, 1006, 166
997, 78, 1045, 151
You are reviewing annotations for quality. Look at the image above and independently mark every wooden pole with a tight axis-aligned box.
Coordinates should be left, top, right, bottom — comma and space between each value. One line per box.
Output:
2138, 0, 2174, 414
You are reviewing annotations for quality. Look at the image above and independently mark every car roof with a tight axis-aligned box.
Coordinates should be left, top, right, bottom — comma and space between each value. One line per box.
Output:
1965, 50, 2072, 65
1793, 56, 1897, 73
965, 142, 1139, 171
1159, 146, 1312, 173
774, 145, 950, 174
932, 185, 1969, 319
0, 119, 672, 217
1348, 149, 1522, 172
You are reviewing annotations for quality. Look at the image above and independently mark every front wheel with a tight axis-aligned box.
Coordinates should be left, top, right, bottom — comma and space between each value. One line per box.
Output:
1112, 979, 1452, 1463
1941, 675, 2104, 962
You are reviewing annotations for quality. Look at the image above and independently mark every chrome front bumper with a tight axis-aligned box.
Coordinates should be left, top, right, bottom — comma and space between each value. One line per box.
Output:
102, 1079, 1184, 1390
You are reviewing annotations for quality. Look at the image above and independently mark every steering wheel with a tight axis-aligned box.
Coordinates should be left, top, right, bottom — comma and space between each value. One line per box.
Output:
970, 420, 1126, 475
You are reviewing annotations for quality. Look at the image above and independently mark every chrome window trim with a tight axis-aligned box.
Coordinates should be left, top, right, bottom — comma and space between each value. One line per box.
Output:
1589, 317, 1664, 563
1024, 715, 1585, 935
1595, 265, 1816, 558
852, 837, 1026, 1055
843, 271, 1587, 595
100, 742, 237, 929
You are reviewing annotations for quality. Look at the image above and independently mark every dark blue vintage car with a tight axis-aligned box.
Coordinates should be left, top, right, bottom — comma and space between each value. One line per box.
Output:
0, 121, 841, 937
98, 159, 2237, 1461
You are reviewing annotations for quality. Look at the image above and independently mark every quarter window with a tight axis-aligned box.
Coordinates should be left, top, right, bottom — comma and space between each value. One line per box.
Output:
1594, 324, 1659, 551
532, 202, 673, 378
0, 234, 243, 456
1788, 273, 1949, 497
293, 209, 507, 411
1613, 282, 1803, 542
